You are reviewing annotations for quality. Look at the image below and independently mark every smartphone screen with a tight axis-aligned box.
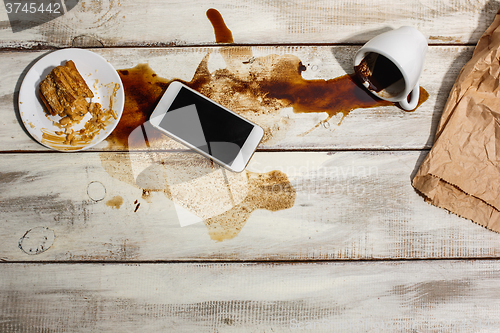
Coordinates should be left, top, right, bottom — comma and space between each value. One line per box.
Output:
152, 83, 262, 170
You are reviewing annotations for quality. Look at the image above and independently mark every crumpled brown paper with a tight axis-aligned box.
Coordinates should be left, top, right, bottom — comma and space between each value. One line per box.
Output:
413, 10, 500, 232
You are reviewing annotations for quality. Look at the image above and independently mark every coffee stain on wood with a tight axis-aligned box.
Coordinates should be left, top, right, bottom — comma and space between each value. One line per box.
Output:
106, 195, 123, 209
99, 151, 295, 241
105, 64, 170, 150
206, 8, 234, 43
106, 9, 428, 150
204, 170, 296, 241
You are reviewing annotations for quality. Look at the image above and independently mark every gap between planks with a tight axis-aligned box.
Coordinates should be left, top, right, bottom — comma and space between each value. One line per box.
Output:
2, 257, 500, 264
0, 42, 477, 52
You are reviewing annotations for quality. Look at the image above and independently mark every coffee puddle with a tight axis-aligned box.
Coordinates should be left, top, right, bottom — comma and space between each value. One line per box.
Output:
100, 8, 428, 241
106, 54, 428, 150
105, 63, 170, 150
105, 11, 428, 150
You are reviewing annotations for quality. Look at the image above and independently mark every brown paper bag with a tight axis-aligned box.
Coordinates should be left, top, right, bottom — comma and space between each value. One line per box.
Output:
413, 10, 500, 232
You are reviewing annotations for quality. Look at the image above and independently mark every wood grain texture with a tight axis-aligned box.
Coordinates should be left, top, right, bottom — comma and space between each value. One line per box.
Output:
1, 151, 498, 262
0, 0, 498, 48
3, 1, 500, 328
3, 45, 474, 152
2, 261, 500, 332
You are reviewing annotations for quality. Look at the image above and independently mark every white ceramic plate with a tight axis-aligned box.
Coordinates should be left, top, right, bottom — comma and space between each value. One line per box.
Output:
18, 48, 125, 151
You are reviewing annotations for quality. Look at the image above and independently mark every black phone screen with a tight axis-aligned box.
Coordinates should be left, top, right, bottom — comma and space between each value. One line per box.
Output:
158, 87, 255, 165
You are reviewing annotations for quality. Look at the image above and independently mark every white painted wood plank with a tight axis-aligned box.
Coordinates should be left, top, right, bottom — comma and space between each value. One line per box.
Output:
1, 151, 498, 261
2, 45, 474, 152
0, 0, 496, 48
1, 260, 500, 332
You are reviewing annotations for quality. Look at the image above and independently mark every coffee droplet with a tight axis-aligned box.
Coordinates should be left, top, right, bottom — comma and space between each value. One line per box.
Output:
106, 195, 124, 209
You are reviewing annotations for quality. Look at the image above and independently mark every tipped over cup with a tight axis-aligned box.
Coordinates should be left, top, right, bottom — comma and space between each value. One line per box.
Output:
353, 26, 428, 111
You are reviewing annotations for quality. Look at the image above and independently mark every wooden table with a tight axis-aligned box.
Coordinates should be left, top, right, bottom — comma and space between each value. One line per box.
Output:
2, 1, 500, 331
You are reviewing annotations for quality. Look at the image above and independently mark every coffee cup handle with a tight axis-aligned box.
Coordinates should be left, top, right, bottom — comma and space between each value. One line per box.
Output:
399, 83, 420, 111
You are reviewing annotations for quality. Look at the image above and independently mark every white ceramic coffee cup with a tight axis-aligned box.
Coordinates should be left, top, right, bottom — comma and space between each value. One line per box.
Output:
353, 26, 428, 110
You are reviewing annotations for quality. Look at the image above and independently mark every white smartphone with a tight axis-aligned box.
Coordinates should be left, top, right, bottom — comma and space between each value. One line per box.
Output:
150, 81, 264, 173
